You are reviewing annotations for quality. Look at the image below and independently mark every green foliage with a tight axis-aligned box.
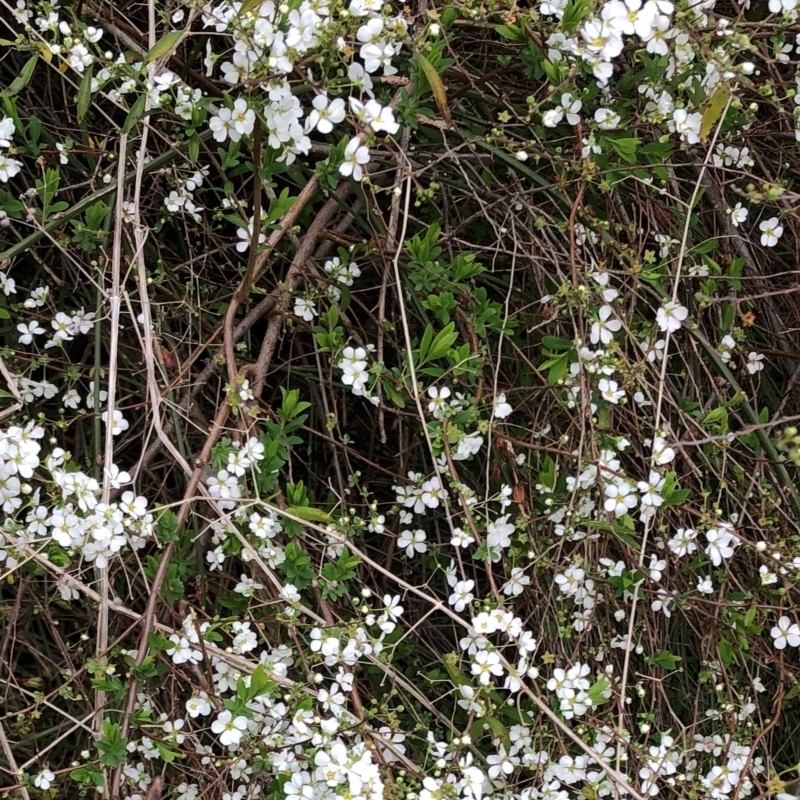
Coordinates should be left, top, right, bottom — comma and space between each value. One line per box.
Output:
280, 541, 315, 589
95, 721, 128, 768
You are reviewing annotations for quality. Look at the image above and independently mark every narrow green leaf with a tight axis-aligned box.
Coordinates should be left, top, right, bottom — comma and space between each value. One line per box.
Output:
700, 84, 730, 142
285, 506, 330, 523
495, 24, 524, 41
144, 30, 183, 64
415, 52, 450, 125
1, 54, 37, 98
77, 65, 93, 122
427, 322, 458, 361
121, 94, 147, 134
187, 133, 200, 164
417, 324, 434, 364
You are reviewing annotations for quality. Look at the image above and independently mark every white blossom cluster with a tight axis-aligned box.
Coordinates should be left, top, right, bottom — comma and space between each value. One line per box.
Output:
0, 423, 151, 574
0, 117, 22, 183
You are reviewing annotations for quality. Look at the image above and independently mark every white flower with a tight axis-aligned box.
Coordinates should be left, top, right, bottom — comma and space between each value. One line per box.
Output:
211, 710, 249, 746
719, 334, 736, 362
637, 470, 665, 507
451, 527, 474, 548
671, 108, 702, 144
186, 694, 212, 718
427, 386, 451, 419
398, 528, 427, 557
502, 567, 531, 597
34, 769, 55, 790
451, 432, 482, 461
68, 42, 94, 72
652, 436, 675, 465
235, 573, 264, 597
759, 217, 783, 247
487, 515, 515, 550
339, 136, 370, 181
656, 301, 688, 333
0, 116, 15, 148
769, 0, 798, 14
0, 154, 22, 183
238, 381, 254, 403
543, 93, 582, 127
209, 106, 234, 142
771, 616, 800, 649
166, 634, 202, 665
236, 216, 266, 253
598, 378, 624, 404
604, 480, 637, 516
294, 297, 317, 322
102, 409, 130, 436
696, 576, 714, 594
746, 352, 764, 374
493, 393, 513, 419
729, 203, 748, 227
669, 527, 698, 557
705, 525, 737, 566
383, 593, 403, 621
594, 107, 620, 129
63, 388, 81, 409
590, 305, 621, 345
421, 476, 447, 508
471, 649, 503, 684
760, 565, 778, 585
449, 579, 475, 612
17, 320, 45, 344
581, 19, 624, 60
307, 94, 346, 134
105, 463, 131, 489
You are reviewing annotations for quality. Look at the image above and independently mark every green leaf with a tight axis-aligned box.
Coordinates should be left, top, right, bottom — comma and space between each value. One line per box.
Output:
187, 132, 200, 164
541, 336, 572, 351
144, 30, 183, 64
607, 137, 640, 164
541, 351, 569, 385
645, 649, 682, 671
785, 684, 800, 702
474, 715, 509, 745
382, 381, 406, 408
425, 322, 458, 362
156, 742, 180, 763
562, 0, 591, 32
541, 59, 563, 85
414, 51, 450, 125
121, 94, 147, 134
703, 406, 728, 427
661, 488, 690, 507
77, 65, 93, 122
440, 7, 458, 28
1, 54, 37, 98
248, 664, 276, 699
586, 675, 610, 705
70, 765, 105, 788
417, 324, 433, 363
495, 24, 524, 41
285, 506, 331, 523
96, 721, 128, 767
700, 84, 730, 142
265, 187, 297, 225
